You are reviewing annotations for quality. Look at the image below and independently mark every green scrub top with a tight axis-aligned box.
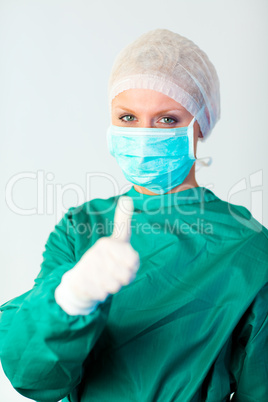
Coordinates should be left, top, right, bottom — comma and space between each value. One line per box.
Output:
0, 186, 268, 402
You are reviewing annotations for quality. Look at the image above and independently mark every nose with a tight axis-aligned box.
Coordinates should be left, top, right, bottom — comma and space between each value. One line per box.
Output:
137, 117, 155, 128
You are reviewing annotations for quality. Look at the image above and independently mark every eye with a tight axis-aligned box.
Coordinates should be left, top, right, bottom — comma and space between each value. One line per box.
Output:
119, 115, 136, 122
159, 117, 177, 124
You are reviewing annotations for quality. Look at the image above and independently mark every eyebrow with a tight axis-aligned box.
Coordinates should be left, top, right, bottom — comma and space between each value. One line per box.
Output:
113, 106, 184, 114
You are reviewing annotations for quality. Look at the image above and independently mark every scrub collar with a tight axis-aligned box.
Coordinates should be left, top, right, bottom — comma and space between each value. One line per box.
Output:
124, 185, 220, 212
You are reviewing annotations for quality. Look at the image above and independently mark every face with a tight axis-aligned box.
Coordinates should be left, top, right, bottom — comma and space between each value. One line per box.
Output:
111, 88, 203, 158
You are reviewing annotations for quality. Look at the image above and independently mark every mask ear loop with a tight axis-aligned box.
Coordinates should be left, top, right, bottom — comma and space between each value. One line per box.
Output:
195, 156, 213, 171
187, 106, 205, 160
190, 105, 213, 171
187, 116, 196, 160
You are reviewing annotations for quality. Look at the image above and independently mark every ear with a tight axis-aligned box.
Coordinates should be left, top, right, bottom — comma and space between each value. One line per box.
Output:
194, 121, 203, 139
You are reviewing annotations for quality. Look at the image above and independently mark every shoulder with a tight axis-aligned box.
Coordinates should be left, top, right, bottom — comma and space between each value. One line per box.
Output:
65, 193, 121, 225
204, 189, 268, 283
207, 188, 268, 241
55, 193, 124, 254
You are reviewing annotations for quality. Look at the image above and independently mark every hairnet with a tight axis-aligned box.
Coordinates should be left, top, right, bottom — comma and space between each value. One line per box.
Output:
108, 28, 220, 141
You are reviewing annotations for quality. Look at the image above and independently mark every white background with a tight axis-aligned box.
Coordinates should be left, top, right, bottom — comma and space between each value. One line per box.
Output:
0, 0, 267, 400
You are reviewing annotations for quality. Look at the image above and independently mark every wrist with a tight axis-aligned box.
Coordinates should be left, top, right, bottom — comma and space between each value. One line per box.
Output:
54, 271, 100, 316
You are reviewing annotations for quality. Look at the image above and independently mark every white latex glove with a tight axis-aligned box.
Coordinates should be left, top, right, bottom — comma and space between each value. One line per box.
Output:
54, 196, 140, 315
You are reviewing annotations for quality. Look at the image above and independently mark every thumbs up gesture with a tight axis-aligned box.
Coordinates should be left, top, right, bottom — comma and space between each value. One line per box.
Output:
55, 197, 140, 316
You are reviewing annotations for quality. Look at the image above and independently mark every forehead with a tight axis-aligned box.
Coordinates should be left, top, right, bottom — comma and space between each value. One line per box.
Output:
112, 88, 187, 113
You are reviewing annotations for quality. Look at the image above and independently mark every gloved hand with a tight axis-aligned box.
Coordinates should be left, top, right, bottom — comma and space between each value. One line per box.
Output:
54, 196, 140, 315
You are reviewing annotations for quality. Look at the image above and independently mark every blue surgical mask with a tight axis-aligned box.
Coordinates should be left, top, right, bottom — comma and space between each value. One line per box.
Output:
107, 113, 211, 195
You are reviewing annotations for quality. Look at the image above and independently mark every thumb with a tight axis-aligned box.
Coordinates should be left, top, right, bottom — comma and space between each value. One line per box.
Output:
111, 196, 134, 242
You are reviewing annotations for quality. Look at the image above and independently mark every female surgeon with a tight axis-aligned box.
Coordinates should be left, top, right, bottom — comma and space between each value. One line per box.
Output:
1, 29, 268, 402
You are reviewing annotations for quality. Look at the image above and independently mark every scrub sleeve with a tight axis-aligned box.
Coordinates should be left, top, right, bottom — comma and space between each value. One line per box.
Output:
0, 207, 113, 402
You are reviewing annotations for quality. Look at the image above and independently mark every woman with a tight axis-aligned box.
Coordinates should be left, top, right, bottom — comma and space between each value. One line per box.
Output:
1, 29, 268, 402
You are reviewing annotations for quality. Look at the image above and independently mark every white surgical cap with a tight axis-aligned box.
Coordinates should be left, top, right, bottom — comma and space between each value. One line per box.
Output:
108, 28, 220, 141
